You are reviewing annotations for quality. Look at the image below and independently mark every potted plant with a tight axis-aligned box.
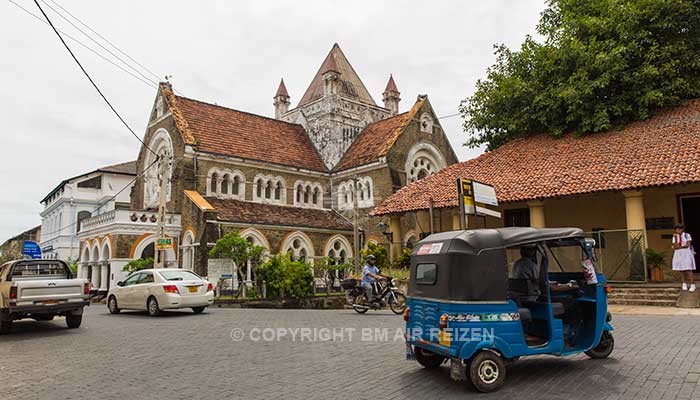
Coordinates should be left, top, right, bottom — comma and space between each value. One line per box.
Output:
645, 248, 667, 282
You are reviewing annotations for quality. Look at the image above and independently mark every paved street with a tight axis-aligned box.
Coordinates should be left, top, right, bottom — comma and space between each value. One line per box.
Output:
1, 306, 700, 400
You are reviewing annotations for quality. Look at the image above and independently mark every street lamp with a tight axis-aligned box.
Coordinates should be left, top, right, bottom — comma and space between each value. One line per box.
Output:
377, 221, 393, 244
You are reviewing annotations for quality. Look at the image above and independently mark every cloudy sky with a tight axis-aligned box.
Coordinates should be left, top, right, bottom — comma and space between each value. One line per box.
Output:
0, 0, 546, 241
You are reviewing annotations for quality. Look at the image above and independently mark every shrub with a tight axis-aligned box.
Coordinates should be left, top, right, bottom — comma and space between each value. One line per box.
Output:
258, 254, 313, 301
392, 248, 412, 269
360, 242, 388, 269
645, 248, 667, 269
122, 258, 154, 273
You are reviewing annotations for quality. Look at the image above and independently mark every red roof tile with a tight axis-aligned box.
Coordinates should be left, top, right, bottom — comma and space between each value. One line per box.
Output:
372, 99, 700, 215
334, 98, 424, 171
172, 95, 326, 171
206, 197, 353, 231
297, 44, 376, 107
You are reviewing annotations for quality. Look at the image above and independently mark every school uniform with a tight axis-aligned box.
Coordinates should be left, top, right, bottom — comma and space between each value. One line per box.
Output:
672, 232, 696, 271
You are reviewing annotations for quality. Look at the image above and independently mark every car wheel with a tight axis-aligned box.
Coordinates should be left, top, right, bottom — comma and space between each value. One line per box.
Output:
108, 296, 120, 314
415, 347, 446, 369
192, 306, 206, 314
469, 351, 506, 393
0, 320, 12, 334
147, 296, 161, 317
66, 314, 82, 329
585, 331, 614, 359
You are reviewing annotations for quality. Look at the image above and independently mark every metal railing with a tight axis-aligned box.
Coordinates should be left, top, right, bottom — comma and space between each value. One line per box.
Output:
586, 229, 647, 283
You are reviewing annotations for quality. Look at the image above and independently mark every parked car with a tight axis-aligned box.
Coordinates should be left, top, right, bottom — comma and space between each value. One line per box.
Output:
107, 268, 214, 316
0, 259, 90, 334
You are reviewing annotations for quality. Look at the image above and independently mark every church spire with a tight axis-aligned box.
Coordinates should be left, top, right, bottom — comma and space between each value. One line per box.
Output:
273, 78, 290, 119
382, 74, 401, 116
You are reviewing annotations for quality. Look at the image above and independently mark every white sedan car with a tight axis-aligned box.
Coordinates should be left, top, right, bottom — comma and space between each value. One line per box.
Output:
107, 269, 214, 316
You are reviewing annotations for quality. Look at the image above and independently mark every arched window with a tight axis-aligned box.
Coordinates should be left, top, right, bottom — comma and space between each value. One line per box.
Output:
325, 235, 352, 263
210, 172, 219, 195
221, 174, 230, 195
282, 232, 314, 264
420, 112, 434, 134
76, 210, 92, 233
312, 187, 320, 205
143, 129, 174, 209
256, 178, 263, 198
264, 181, 271, 199
303, 186, 310, 203
296, 185, 302, 203
405, 142, 447, 183
232, 176, 240, 195
274, 181, 282, 200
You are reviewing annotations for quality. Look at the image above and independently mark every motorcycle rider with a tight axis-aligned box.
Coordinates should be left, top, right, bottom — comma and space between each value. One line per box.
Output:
361, 255, 386, 307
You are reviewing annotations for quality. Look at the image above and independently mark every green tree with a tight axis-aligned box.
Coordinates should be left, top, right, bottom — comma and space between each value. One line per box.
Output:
209, 232, 265, 295
257, 254, 313, 300
316, 257, 352, 295
461, 0, 700, 150
122, 257, 154, 273
360, 242, 388, 269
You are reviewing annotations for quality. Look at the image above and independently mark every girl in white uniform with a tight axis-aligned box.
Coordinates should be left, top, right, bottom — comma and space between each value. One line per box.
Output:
672, 223, 696, 292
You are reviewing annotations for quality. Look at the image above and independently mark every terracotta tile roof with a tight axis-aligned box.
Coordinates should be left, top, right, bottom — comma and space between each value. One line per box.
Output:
171, 95, 326, 171
275, 79, 289, 98
372, 99, 700, 215
334, 98, 425, 171
206, 197, 353, 231
384, 74, 398, 93
297, 44, 376, 107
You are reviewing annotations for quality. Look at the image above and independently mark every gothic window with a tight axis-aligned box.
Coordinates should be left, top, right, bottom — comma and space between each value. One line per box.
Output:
283, 232, 314, 263
221, 174, 230, 195
312, 187, 320, 205
210, 173, 219, 195
274, 181, 282, 200
143, 129, 173, 209
296, 185, 302, 203
303, 186, 310, 203
405, 142, 447, 183
232, 176, 240, 195
325, 236, 352, 264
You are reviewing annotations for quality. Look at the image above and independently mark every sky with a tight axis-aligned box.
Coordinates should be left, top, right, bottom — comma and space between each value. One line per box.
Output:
0, 0, 546, 241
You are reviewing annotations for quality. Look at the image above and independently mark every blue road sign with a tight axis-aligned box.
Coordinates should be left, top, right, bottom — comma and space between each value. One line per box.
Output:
22, 241, 42, 259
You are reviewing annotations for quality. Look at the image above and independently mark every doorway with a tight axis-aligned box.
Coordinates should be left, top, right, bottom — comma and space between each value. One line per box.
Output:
679, 195, 700, 272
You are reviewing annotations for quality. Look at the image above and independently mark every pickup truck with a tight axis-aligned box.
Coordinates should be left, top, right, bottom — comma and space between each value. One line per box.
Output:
0, 259, 90, 334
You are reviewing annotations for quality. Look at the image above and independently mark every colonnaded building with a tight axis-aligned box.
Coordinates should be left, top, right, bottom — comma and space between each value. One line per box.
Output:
76, 44, 457, 295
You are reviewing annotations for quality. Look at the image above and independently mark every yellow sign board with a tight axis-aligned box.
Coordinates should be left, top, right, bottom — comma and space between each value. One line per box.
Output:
155, 237, 172, 250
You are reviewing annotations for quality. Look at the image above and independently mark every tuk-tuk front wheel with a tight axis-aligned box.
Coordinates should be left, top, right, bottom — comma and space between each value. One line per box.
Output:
585, 331, 614, 359
469, 351, 506, 393
414, 347, 446, 369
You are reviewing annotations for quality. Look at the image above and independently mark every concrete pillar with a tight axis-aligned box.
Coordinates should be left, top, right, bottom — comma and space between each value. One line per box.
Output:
415, 210, 431, 236
624, 190, 647, 247
90, 264, 100, 293
245, 259, 253, 288
527, 200, 546, 228
389, 215, 403, 261
77, 262, 87, 279
452, 213, 462, 231
99, 262, 109, 294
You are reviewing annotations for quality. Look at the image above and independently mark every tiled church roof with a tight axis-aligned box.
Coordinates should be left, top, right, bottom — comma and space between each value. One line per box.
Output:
162, 86, 326, 171
297, 44, 377, 107
372, 99, 700, 216
206, 197, 353, 231
334, 98, 426, 171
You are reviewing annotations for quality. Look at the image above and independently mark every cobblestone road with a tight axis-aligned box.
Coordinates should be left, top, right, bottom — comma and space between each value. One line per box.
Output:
1, 306, 700, 400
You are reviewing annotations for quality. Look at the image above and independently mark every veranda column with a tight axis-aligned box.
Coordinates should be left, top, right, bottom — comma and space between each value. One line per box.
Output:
245, 259, 253, 288
527, 200, 546, 228
77, 262, 87, 279
389, 215, 403, 262
623, 190, 647, 246
90, 263, 100, 293
452, 212, 462, 231
99, 261, 109, 295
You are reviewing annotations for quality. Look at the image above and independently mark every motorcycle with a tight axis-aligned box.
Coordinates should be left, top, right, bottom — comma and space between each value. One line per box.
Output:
342, 277, 407, 315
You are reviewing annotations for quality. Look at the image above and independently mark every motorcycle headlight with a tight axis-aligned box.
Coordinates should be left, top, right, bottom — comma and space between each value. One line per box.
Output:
391, 278, 398, 286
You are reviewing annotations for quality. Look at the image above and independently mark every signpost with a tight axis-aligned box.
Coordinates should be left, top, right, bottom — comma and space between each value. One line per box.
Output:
456, 178, 501, 229
155, 237, 173, 251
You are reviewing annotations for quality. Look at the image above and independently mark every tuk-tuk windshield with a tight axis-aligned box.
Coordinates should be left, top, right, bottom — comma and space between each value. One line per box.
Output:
506, 240, 601, 277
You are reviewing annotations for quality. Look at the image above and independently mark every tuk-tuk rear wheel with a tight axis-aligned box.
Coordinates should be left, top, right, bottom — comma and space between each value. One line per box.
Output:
469, 351, 506, 393
585, 331, 614, 359
414, 347, 446, 369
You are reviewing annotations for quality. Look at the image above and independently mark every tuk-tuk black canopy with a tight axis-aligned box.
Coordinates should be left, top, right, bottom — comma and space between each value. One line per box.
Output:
408, 228, 585, 302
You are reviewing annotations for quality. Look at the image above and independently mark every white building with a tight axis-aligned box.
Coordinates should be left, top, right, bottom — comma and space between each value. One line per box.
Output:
39, 161, 137, 261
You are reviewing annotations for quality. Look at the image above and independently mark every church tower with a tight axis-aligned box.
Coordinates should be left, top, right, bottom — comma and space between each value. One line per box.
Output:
273, 79, 290, 119
382, 74, 400, 116
279, 44, 393, 169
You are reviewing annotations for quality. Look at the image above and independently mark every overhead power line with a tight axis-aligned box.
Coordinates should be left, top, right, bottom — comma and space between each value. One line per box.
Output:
39, 0, 159, 87
45, 0, 162, 82
29, 0, 158, 156
8, 0, 157, 90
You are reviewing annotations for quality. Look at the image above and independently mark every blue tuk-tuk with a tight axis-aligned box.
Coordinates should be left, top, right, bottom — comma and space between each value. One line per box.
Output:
404, 227, 614, 392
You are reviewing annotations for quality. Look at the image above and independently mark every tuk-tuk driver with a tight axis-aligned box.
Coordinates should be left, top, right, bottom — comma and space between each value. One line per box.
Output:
361, 255, 385, 305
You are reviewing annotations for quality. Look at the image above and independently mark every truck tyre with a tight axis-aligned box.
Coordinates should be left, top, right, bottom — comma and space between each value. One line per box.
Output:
66, 314, 82, 329
147, 296, 161, 317
415, 347, 446, 369
0, 320, 12, 334
469, 351, 506, 393
192, 306, 206, 314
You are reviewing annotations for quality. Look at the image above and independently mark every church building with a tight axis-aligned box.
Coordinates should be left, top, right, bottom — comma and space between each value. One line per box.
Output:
76, 44, 457, 294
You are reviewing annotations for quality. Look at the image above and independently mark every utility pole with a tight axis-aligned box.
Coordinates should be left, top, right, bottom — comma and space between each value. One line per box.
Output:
352, 175, 360, 276
154, 155, 170, 268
